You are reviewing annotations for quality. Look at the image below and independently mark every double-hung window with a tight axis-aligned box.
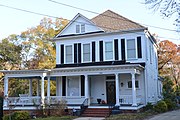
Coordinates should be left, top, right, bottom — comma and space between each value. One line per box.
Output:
76, 24, 85, 33
105, 41, 113, 60
83, 43, 90, 62
127, 39, 136, 59
65, 45, 72, 63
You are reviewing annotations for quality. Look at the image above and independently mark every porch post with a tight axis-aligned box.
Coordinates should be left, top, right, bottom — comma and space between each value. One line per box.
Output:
47, 76, 50, 104
4, 76, 8, 106
29, 79, 32, 96
37, 80, 40, 96
115, 73, 120, 106
41, 76, 45, 105
131, 73, 137, 106
84, 74, 89, 104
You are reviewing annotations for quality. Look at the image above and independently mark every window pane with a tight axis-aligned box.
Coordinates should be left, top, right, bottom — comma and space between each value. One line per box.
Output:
127, 39, 136, 59
67, 77, 79, 96
127, 39, 135, 49
105, 41, 113, 60
81, 24, 85, 33
105, 42, 113, 51
105, 51, 113, 60
128, 81, 139, 88
127, 49, 136, 58
83, 44, 90, 62
83, 44, 90, 53
76, 25, 80, 33
65, 45, 72, 63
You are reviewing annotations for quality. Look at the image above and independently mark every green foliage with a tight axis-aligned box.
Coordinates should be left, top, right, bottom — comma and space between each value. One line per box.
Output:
164, 99, 176, 111
153, 100, 168, 113
163, 77, 176, 100
144, 102, 153, 111
3, 111, 30, 120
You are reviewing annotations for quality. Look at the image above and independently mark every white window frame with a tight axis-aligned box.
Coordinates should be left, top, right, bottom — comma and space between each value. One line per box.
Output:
127, 80, 139, 89
104, 41, 114, 61
76, 24, 85, 33
76, 25, 80, 33
82, 43, 91, 63
65, 45, 73, 64
125, 38, 137, 60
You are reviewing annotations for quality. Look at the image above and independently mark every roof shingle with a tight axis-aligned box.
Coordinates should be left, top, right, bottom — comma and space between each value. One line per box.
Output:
91, 10, 146, 32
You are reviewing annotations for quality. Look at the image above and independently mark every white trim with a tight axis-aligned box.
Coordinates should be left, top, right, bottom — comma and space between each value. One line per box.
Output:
125, 38, 138, 60
103, 40, 114, 61
64, 44, 74, 64
82, 43, 92, 63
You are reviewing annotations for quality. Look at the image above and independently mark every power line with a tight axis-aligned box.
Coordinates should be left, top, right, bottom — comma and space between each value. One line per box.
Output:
0, 4, 59, 19
48, 0, 178, 32
0, 3, 179, 41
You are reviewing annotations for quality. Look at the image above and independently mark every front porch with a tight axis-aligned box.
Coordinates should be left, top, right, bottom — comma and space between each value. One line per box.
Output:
1, 64, 145, 111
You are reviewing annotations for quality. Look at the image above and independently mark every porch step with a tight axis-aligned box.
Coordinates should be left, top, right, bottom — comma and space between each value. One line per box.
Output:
81, 108, 111, 117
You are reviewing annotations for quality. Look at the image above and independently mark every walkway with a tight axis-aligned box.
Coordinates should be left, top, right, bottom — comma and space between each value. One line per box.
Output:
148, 109, 180, 120
73, 117, 105, 120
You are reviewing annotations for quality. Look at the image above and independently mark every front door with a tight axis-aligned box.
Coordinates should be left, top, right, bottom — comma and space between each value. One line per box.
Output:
106, 81, 116, 104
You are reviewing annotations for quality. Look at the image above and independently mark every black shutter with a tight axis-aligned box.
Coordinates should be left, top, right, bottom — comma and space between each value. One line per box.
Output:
121, 39, 125, 61
137, 36, 142, 58
92, 41, 96, 62
74, 44, 77, 63
81, 75, 85, 96
62, 76, 66, 96
60, 45, 64, 64
78, 43, 81, 63
99, 41, 103, 61
114, 39, 119, 60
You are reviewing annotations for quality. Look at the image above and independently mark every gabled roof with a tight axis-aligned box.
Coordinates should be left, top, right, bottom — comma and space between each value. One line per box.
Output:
56, 13, 103, 37
91, 10, 146, 32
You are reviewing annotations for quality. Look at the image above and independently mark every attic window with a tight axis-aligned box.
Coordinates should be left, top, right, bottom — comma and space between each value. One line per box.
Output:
76, 25, 80, 33
76, 24, 85, 33
81, 24, 85, 33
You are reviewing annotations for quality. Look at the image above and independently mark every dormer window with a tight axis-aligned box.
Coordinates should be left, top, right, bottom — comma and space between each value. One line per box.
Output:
76, 24, 85, 33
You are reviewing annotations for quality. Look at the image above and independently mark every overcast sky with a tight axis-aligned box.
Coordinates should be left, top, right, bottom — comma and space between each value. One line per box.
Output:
0, 0, 179, 44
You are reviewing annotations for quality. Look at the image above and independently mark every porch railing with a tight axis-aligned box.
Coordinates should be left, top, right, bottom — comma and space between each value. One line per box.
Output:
48, 96, 85, 105
119, 95, 143, 105
5, 96, 86, 107
7, 96, 41, 106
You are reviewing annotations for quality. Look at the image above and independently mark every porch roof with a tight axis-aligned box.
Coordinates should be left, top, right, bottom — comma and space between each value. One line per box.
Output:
0, 64, 144, 78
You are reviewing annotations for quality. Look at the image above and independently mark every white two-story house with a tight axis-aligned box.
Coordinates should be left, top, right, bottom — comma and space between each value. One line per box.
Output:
1, 10, 162, 111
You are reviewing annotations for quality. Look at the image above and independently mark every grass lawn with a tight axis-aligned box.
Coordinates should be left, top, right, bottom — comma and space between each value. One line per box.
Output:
33, 116, 77, 120
106, 111, 156, 120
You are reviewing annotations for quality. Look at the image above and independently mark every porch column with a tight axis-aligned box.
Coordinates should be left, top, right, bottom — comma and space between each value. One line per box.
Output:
29, 79, 32, 96
41, 76, 45, 105
84, 74, 89, 104
37, 80, 40, 96
115, 73, 120, 106
47, 76, 50, 104
4, 76, 8, 106
131, 73, 137, 106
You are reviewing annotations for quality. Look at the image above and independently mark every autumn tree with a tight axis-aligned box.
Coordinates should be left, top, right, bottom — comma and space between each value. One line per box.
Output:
145, 0, 180, 30
21, 17, 68, 69
158, 40, 180, 95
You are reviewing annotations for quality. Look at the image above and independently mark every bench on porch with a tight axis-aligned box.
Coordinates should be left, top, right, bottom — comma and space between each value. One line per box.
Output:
19, 94, 29, 106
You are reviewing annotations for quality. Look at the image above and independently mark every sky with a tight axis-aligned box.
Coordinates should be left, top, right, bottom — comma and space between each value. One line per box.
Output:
0, 0, 179, 44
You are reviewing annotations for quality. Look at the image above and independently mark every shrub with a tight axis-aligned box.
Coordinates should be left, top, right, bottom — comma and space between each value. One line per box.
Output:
12, 111, 30, 120
2, 114, 10, 120
144, 102, 153, 111
164, 99, 176, 111
3, 111, 30, 120
153, 100, 168, 113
